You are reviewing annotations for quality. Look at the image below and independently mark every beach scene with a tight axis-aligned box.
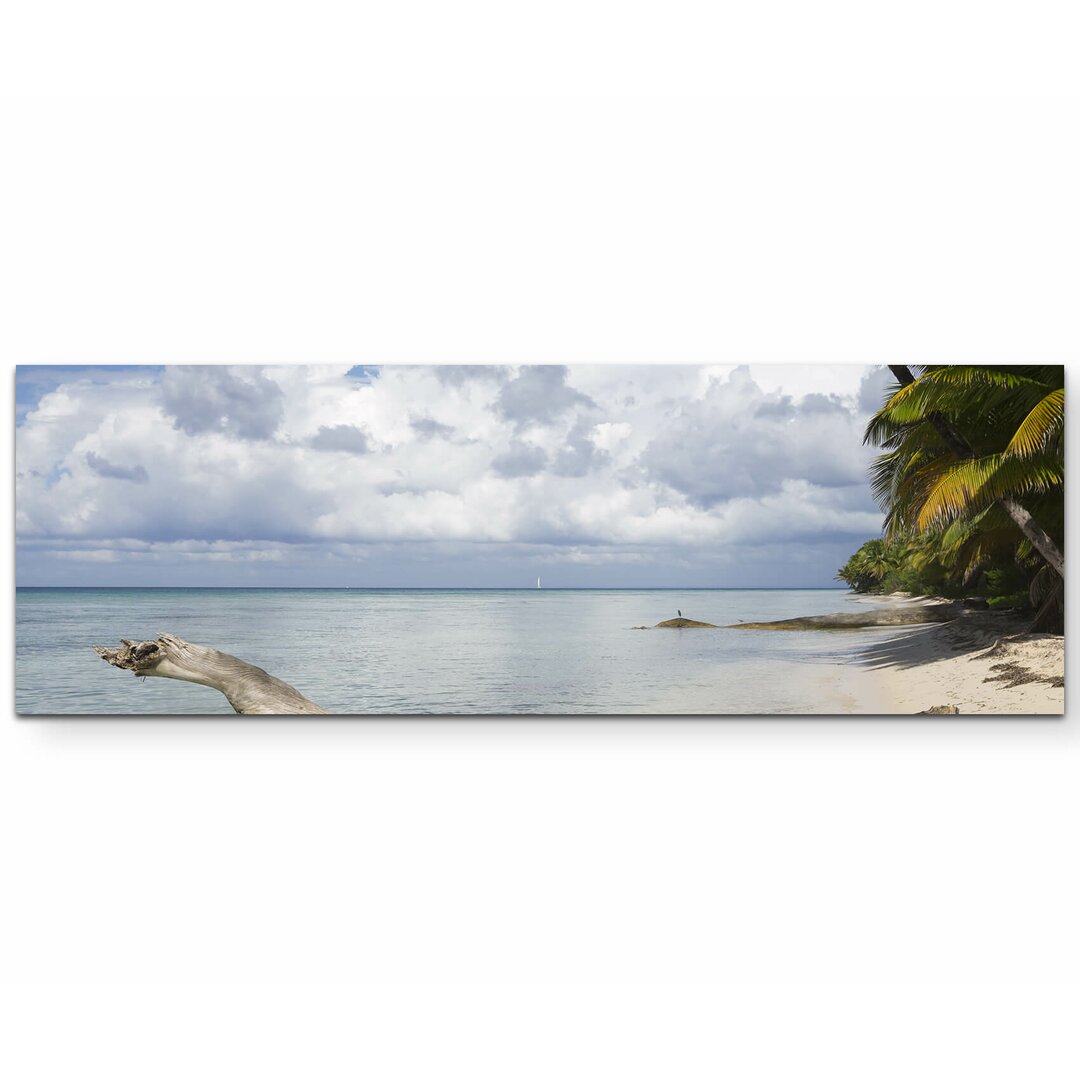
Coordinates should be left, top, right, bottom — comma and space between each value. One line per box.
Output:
14, 363, 1064, 715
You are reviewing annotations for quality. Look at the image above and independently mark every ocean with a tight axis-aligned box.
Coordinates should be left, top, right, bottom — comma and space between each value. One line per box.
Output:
14, 587, 889, 715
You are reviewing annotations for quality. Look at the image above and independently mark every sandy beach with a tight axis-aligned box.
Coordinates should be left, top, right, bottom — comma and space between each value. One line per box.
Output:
855, 598, 1064, 715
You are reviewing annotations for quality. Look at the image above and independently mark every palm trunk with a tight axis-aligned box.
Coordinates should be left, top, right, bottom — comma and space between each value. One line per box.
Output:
1029, 576, 1064, 634
888, 365, 1065, 580
1000, 497, 1065, 578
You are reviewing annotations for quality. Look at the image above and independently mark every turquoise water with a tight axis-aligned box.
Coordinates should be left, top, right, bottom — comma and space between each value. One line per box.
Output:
15, 588, 883, 715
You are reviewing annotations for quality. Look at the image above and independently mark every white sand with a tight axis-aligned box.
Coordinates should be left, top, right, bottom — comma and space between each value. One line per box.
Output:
774, 593, 1063, 716
859, 611, 1064, 715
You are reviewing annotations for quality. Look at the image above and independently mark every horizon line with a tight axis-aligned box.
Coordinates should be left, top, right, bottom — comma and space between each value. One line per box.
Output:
16, 584, 851, 591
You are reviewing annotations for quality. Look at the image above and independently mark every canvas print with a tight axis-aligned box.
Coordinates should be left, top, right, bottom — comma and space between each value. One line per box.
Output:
14, 364, 1064, 715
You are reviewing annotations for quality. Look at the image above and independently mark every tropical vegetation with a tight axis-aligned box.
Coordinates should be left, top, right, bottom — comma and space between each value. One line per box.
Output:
838, 365, 1064, 631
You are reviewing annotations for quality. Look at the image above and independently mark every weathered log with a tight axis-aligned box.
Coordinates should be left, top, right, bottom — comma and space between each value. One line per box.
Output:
93, 633, 327, 714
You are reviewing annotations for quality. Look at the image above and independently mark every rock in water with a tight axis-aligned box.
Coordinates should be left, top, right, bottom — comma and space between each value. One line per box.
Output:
725, 604, 962, 630
655, 617, 719, 628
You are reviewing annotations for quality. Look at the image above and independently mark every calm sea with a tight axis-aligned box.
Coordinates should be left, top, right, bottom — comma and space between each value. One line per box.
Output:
15, 588, 887, 715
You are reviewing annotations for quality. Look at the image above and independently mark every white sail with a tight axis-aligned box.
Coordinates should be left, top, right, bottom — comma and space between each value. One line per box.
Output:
537, 577, 542, 589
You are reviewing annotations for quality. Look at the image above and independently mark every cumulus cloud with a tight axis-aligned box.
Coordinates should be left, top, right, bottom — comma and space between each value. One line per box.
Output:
494, 365, 594, 429
491, 441, 549, 478
85, 451, 149, 484
639, 366, 874, 507
160, 366, 285, 440
410, 416, 456, 440
15, 362, 888, 586
857, 365, 896, 414
552, 418, 609, 477
308, 425, 370, 453
434, 365, 509, 387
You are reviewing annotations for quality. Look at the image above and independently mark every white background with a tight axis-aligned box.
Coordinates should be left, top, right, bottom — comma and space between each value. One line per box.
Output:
1, 4, 1078, 1077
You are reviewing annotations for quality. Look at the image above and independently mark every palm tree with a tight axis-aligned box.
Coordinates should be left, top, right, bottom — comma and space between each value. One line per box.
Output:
861, 541, 899, 582
835, 537, 902, 592
865, 365, 1064, 580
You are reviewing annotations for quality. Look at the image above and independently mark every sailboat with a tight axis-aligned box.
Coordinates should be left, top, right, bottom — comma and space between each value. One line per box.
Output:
537, 576, 542, 589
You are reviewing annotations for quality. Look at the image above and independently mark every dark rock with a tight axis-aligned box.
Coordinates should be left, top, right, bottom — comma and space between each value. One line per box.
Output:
726, 604, 962, 631
655, 617, 719, 628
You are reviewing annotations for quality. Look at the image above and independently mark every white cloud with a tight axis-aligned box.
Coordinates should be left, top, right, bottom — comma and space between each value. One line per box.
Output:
15, 363, 888, 585
638, 366, 875, 505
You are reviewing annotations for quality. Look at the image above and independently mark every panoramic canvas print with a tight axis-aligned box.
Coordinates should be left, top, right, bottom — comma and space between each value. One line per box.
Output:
14, 364, 1064, 715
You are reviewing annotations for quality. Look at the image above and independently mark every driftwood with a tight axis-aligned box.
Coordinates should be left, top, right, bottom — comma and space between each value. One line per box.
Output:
93, 633, 327, 714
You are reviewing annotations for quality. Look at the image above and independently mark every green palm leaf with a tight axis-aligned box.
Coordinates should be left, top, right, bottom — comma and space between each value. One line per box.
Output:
853, 364, 1064, 599
1004, 388, 1064, 458
916, 453, 1064, 529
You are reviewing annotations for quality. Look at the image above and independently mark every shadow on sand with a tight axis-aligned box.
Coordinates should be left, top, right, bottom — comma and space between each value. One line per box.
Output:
855, 622, 993, 673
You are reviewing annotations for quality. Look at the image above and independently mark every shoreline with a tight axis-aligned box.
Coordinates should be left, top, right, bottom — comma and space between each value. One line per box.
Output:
852, 596, 1064, 715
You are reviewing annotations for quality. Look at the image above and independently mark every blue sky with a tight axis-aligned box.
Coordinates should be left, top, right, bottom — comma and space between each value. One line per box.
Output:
15, 363, 889, 586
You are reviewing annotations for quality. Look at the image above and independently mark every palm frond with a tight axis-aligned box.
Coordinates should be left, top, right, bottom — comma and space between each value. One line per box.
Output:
916, 453, 1064, 529
1004, 388, 1064, 458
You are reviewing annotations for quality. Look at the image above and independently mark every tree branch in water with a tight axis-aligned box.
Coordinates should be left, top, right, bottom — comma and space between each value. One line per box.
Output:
93, 633, 328, 714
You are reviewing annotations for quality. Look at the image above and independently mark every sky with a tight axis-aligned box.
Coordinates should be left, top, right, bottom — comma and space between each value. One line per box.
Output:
15, 363, 893, 587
